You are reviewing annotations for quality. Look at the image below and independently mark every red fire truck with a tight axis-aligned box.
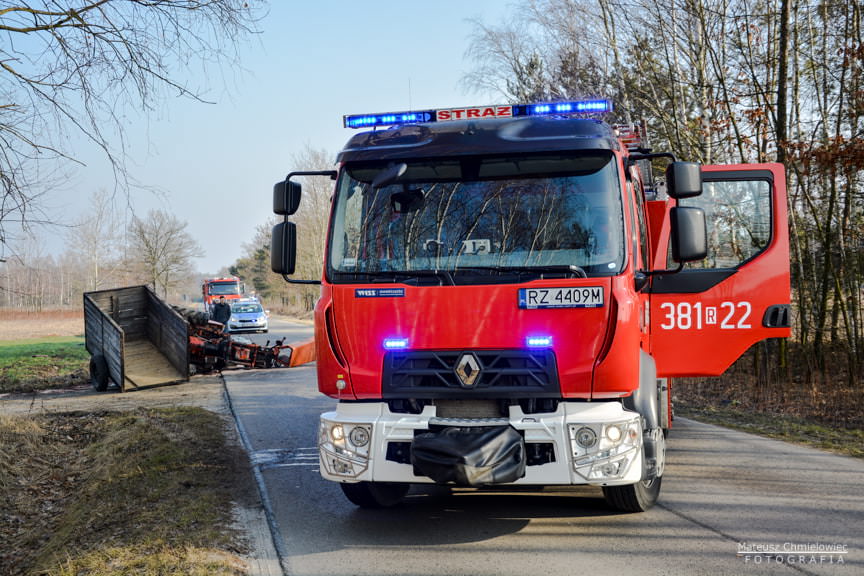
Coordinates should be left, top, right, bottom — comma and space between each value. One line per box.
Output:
270, 100, 791, 512
201, 276, 245, 313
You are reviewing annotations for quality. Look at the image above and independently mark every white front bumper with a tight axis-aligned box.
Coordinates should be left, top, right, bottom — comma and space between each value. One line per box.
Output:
318, 401, 644, 487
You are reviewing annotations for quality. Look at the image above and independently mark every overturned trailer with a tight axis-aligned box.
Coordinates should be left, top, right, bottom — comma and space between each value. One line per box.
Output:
84, 285, 189, 392
84, 285, 316, 392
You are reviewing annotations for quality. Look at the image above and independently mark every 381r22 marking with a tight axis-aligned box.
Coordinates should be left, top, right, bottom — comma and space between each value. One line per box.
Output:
658, 301, 752, 330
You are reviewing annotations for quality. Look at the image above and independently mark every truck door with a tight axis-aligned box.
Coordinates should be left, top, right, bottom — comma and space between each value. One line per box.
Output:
650, 163, 791, 377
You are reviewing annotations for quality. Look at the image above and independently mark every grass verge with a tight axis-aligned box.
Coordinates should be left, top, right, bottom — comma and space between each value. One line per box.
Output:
675, 402, 864, 458
0, 407, 256, 575
0, 337, 89, 393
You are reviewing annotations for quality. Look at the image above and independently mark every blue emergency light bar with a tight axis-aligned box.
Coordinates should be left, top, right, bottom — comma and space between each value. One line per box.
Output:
343, 99, 613, 129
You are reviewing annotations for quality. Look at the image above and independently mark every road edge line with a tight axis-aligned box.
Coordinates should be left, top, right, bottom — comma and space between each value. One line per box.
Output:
222, 374, 290, 576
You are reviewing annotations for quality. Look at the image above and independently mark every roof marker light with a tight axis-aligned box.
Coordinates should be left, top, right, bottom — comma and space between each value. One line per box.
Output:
526, 336, 553, 348
343, 99, 613, 129
383, 338, 409, 350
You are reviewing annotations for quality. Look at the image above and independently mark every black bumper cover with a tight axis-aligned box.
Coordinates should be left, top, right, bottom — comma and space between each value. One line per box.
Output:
411, 426, 526, 486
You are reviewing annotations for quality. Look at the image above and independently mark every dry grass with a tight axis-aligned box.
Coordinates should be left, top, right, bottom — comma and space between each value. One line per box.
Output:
0, 408, 256, 575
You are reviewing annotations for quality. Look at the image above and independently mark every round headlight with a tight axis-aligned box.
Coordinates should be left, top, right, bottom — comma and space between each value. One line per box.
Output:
330, 424, 344, 442
575, 426, 597, 448
605, 425, 622, 443
349, 426, 370, 447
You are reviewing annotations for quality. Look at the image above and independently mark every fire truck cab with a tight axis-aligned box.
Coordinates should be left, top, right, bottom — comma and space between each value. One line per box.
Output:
201, 276, 245, 314
271, 100, 791, 512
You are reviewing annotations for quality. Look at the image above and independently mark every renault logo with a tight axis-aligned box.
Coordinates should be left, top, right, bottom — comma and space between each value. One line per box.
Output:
454, 353, 481, 388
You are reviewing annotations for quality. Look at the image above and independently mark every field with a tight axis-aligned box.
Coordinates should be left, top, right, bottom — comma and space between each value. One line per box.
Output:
0, 310, 89, 393
0, 310, 84, 341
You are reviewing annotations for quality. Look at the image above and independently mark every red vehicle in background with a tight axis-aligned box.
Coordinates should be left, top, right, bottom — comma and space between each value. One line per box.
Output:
201, 276, 245, 314
270, 99, 791, 512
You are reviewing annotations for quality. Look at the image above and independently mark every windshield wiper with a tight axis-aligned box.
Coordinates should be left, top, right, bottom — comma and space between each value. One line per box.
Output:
454, 264, 588, 279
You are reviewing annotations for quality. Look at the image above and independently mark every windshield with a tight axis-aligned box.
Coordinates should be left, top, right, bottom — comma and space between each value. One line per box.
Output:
209, 282, 240, 295
232, 303, 262, 314
328, 152, 624, 283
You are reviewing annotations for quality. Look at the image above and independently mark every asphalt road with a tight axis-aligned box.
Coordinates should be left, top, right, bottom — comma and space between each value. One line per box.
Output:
225, 319, 863, 576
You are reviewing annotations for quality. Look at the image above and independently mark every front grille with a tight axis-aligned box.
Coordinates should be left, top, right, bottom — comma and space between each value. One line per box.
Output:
382, 349, 559, 399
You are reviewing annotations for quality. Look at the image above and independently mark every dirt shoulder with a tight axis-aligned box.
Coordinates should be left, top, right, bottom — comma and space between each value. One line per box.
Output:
0, 375, 226, 415
0, 376, 281, 576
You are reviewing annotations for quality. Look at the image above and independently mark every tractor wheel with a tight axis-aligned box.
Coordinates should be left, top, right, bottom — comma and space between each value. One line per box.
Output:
89, 354, 110, 392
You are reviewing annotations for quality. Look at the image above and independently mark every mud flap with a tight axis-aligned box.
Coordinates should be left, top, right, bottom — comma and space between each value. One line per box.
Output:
411, 426, 526, 486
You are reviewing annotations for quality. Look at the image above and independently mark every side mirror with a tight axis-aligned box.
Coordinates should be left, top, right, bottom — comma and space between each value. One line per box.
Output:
666, 162, 702, 199
271, 221, 297, 274
274, 180, 302, 215
670, 206, 707, 263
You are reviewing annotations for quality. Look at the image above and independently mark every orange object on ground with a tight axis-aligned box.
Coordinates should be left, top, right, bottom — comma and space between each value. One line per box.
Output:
288, 339, 316, 367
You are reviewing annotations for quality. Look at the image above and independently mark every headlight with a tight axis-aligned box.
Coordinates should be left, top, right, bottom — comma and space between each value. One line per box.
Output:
349, 426, 370, 447
331, 424, 345, 442
569, 418, 641, 481
574, 426, 597, 449
319, 420, 372, 478
320, 421, 372, 458
605, 424, 622, 443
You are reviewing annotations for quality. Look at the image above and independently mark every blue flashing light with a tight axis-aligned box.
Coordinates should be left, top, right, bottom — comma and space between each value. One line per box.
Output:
343, 110, 434, 129
383, 338, 410, 350
343, 99, 613, 129
526, 336, 554, 348
523, 99, 613, 116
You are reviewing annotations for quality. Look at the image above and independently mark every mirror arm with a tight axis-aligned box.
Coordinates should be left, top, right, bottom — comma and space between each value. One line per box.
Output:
286, 170, 337, 181
281, 274, 322, 286
642, 262, 684, 277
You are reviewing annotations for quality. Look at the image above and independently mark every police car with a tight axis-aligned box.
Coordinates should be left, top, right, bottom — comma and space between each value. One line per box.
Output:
226, 298, 269, 333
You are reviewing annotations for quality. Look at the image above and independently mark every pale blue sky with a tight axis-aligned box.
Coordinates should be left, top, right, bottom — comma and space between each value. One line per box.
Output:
44, 1, 513, 273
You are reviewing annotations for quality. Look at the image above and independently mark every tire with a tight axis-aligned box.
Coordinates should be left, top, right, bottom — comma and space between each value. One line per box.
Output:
602, 476, 662, 513
602, 430, 665, 513
340, 482, 410, 508
89, 354, 110, 392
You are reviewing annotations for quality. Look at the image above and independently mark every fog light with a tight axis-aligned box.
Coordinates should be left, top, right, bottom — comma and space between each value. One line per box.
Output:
349, 426, 370, 447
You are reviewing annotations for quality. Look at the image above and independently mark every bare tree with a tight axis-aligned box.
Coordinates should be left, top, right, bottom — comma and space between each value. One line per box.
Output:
0, 0, 262, 253
463, 0, 864, 392
128, 209, 203, 298
280, 145, 336, 311
67, 188, 121, 292
231, 145, 335, 313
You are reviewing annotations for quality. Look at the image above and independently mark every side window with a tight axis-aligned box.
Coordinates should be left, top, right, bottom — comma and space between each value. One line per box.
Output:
675, 177, 772, 269
632, 175, 650, 269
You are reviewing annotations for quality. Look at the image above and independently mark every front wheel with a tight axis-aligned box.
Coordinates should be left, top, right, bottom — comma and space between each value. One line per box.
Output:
602, 476, 662, 513
602, 428, 665, 512
340, 482, 410, 508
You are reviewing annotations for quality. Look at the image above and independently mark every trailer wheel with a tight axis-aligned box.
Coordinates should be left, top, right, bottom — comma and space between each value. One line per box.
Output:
89, 354, 110, 392
340, 482, 409, 508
